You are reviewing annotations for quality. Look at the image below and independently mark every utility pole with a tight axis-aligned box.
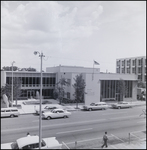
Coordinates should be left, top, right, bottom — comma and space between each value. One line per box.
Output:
34, 51, 45, 149
11, 61, 15, 107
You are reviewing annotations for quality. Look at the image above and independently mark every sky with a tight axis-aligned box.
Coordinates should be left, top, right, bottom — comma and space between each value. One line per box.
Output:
1, 1, 146, 73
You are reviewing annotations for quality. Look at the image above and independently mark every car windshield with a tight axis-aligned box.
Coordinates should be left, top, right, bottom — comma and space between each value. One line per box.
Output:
44, 106, 49, 109
90, 103, 95, 106
41, 139, 46, 147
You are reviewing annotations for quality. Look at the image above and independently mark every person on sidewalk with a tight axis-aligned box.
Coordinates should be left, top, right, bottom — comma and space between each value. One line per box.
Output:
26, 132, 30, 136
101, 132, 108, 148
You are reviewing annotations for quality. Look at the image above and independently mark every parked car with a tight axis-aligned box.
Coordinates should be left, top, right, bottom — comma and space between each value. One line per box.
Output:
1, 135, 62, 149
35, 104, 62, 115
83, 102, 109, 111
111, 101, 132, 109
1, 107, 20, 118
42, 108, 71, 120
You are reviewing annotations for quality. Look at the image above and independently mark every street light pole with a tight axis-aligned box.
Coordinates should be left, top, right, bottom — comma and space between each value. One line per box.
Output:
11, 61, 15, 107
34, 51, 45, 149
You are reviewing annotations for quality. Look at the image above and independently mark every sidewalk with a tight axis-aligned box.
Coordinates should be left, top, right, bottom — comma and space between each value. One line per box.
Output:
15, 99, 146, 115
107, 140, 146, 149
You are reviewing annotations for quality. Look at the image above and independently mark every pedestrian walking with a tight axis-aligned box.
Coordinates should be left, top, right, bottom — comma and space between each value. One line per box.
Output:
26, 132, 30, 136
101, 132, 108, 148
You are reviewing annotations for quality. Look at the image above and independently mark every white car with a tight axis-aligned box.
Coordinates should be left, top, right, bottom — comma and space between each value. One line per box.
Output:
1, 135, 62, 149
1, 107, 20, 118
111, 101, 132, 109
35, 104, 62, 115
42, 108, 71, 120
83, 102, 109, 111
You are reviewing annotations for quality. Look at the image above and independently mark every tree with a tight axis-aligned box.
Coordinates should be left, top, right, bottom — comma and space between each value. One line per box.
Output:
116, 78, 128, 101
137, 80, 146, 88
1, 77, 22, 107
53, 78, 69, 104
72, 74, 86, 109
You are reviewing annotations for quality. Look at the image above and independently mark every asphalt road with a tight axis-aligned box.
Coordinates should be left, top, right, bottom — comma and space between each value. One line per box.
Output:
1, 106, 146, 148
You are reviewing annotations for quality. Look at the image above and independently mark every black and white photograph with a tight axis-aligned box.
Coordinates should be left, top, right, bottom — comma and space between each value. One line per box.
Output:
1, 1, 146, 149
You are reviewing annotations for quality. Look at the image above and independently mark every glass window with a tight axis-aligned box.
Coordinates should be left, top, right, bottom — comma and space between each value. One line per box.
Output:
122, 68, 124, 73
117, 68, 120, 73
11, 110, 18, 112
132, 68, 135, 73
117, 61, 120, 66
122, 61, 124, 66
127, 68, 130, 73
138, 75, 141, 80
132, 60, 135, 66
138, 59, 141, 66
6, 110, 11, 112
127, 60, 130, 66
138, 67, 141, 73
42, 140, 46, 147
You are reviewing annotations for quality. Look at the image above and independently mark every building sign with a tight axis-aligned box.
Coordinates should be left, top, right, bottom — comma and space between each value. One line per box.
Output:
87, 89, 94, 95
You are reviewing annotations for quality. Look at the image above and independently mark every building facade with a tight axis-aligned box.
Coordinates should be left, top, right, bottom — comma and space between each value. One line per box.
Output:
1, 71, 56, 99
46, 66, 138, 105
1, 65, 138, 104
116, 56, 146, 84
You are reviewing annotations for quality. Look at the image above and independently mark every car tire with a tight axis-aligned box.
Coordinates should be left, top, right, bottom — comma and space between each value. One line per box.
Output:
47, 116, 51, 120
118, 107, 121, 109
10, 114, 14, 118
64, 115, 67, 118
88, 108, 92, 111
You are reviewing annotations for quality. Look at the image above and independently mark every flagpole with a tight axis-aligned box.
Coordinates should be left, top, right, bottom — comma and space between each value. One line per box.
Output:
92, 60, 94, 80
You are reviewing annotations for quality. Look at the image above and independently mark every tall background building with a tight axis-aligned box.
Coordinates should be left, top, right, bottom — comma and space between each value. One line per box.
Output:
116, 56, 146, 85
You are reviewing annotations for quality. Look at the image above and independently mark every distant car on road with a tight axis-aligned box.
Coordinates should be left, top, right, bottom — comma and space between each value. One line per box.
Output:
42, 108, 71, 120
35, 104, 62, 115
1, 135, 62, 149
111, 101, 132, 109
83, 102, 109, 111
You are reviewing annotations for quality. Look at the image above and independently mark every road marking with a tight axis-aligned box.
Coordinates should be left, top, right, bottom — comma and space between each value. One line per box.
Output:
130, 133, 142, 140
65, 135, 113, 144
111, 115, 138, 120
130, 130, 145, 134
137, 121, 146, 123
102, 112, 126, 115
56, 128, 93, 134
108, 144, 117, 149
1, 119, 106, 132
111, 134, 125, 143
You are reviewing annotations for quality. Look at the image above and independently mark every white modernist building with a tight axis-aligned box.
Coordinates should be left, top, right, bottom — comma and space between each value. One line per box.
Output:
1, 65, 138, 105
46, 65, 138, 105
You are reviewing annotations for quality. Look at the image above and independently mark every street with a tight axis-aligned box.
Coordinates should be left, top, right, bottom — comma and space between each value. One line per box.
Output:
1, 105, 146, 148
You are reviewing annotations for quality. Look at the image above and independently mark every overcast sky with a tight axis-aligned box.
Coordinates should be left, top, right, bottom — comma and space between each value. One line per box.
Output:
1, 1, 146, 73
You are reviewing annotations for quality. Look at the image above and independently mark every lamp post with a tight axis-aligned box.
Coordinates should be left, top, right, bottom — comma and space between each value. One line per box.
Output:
11, 61, 15, 107
34, 51, 45, 149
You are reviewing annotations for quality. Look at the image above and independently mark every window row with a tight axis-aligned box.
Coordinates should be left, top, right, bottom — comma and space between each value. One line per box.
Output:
100, 80, 133, 99
6, 77, 56, 85
116, 67, 146, 74
117, 58, 145, 67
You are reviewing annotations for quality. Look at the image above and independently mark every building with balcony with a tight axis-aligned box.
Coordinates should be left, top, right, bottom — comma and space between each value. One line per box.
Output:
116, 56, 146, 84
